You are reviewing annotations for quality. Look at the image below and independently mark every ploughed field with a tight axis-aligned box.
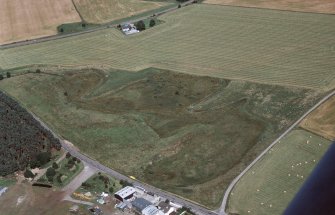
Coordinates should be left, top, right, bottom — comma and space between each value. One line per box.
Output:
0, 67, 324, 207
1, 4, 335, 90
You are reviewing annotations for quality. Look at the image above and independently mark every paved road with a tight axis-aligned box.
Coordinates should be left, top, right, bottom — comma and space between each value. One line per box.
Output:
0, 0, 195, 50
218, 89, 335, 215
26, 109, 217, 215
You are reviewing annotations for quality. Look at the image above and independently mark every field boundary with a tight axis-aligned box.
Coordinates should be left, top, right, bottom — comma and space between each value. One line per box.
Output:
219, 88, 335, 215
202, 2, 335, 15
70, 0, 86, 22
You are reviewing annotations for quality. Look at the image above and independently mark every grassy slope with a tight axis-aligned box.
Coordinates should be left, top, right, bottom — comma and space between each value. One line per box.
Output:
1, 4, 335, 90
300, 96, 335, 141
228, 129, 331, 215
0, 67, 323, 207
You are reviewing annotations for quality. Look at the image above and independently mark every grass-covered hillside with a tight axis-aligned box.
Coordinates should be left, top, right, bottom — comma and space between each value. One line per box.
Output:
0, 67, 324, 207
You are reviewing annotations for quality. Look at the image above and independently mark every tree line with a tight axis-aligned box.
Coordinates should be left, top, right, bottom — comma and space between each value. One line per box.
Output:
0, 91, 61, 176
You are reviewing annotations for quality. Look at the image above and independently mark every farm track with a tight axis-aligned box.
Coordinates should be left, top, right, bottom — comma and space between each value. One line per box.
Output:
219, 89, 335, 214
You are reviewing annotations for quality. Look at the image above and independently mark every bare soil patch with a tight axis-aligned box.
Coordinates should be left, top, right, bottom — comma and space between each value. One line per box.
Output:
301, 96, 335, 140
203, 0, 335, 14
0, 0, 81, 44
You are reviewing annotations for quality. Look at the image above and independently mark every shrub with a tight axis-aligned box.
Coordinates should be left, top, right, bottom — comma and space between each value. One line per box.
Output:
24, 169, 34, 178
46, 167, 56, 178
66, 152, 71, 158
52, 162, 59, 169
135, 20, 146, 31
149, 19, 156, 27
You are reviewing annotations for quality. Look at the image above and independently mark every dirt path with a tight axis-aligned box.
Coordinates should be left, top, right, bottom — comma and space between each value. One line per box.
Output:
62, 162, 97, 196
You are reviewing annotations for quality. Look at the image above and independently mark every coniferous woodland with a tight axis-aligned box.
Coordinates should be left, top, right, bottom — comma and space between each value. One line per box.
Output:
0, 91, 61, 176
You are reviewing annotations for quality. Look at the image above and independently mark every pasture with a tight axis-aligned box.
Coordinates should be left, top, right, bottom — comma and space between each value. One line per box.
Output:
1, 5, 335, 90
227, 129, 331, 215
0, 0, 81, 45
72, 0, 167, 23
203, 0, 335, 14
301, 96, 335, 140
0, 67, 324, 207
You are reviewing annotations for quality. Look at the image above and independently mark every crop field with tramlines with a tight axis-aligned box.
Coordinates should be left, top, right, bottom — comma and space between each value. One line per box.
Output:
227, 129, 331, 215
1, 4, 335, 90
203, 0, 335, 14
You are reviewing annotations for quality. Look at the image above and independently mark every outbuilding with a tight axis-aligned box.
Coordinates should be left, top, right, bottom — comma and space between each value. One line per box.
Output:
114, 186, 136, 202
132, 198, 152, 214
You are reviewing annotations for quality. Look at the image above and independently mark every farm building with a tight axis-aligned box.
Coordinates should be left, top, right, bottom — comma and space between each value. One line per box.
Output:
132, 198, 152, 213
142, 205, 164, 215
121, 23, 139, 35
157, 202, 176, 215
115, 186, 136, 202
0, 187, 8, 197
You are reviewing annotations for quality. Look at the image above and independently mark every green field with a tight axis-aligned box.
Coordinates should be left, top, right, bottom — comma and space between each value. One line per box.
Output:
227, 129, 331, 215
1, 4, 335, 90
0, 178, 16, 187
0, 66, 325, 207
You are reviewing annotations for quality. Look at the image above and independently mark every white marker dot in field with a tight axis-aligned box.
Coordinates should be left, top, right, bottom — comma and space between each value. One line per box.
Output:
257, 189, 260, 192
248, 210, 251, 213
310, 136, 312, 138
269, 204, 272, 208
319, 143, 322, 146
313, 159, 316, 162
284, 190, 287, 193
288, 174, 291, 176
301, 176, 304, 179
261, 202, 264, 205
252, 171, 255, 174
305, 161, 308, 164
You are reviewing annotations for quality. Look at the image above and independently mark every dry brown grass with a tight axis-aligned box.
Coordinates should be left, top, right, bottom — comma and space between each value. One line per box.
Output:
0, 0, 81, 45
72, 0, 165, 23
300, 96, 335, 140
203, 0, 335, 14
